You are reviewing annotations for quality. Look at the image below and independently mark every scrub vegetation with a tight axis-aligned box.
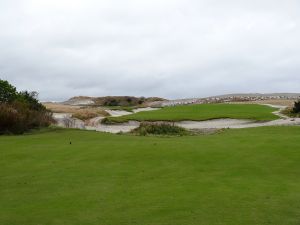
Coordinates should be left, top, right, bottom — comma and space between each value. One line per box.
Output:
0, 79, 53, 134
282, 100, 300, 117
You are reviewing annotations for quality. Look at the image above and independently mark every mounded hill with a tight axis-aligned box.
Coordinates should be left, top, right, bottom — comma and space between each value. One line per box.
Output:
64, 96, 166, 106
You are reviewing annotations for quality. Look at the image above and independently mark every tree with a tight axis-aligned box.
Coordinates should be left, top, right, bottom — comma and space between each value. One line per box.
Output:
0, 79, 18, 103
18, 91, 45, 111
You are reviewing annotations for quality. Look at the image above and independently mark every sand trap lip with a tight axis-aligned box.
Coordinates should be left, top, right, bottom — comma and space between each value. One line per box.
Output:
132, 107, 160, 113
105, 107, 159, 117
105, 110, 132, 117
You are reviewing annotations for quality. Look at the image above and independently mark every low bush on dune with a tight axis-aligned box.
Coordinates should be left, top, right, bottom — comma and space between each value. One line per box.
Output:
132, 122, 189, 136
100, 117, 120, 125
71, 110, 108, 121
282, 100, 300, 117
92, 96, 165, 107
292, 100, 300, 114
0, 79, 53, 134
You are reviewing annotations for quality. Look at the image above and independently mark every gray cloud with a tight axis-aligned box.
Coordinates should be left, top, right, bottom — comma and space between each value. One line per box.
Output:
1, 0, 300, 101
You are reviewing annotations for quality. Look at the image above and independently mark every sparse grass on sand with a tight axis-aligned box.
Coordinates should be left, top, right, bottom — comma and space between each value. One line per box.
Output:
247, 99, 295, 107
106, 103, 279, 123
43, 103, 109, 120
1, 127, 300, 225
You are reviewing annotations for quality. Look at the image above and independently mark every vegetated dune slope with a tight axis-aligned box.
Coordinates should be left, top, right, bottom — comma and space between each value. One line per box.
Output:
63, 96, 166, 106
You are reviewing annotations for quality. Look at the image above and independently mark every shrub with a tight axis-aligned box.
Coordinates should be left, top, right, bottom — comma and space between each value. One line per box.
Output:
101, 117, 116, 125
292, 100, 300, 114
104, 99, 119, 106
0, 79, 18, 103
72, 112, 99, 121
132, 122, 189, 136
0, 79, 53, 134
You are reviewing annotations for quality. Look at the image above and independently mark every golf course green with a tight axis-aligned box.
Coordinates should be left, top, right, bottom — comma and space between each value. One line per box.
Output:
1, 126, 300, 225
107, 103, 279, 123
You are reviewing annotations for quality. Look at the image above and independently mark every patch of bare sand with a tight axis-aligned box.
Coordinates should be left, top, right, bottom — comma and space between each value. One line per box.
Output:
86, 121, 140, 134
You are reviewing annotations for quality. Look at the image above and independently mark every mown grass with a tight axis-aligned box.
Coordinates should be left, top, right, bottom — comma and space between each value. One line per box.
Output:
106, 103, 279, 123
1, 127, 300, 225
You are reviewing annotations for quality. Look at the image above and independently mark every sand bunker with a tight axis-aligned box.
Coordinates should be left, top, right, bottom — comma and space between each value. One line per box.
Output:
52, 113, 85, 129
105, 110, 132, 117
86, 121, 140, 134
132, 107, 160, 113
176, 118, 300, 129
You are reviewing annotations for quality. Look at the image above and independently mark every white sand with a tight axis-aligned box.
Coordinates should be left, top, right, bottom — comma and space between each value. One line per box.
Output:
105, 110, 132, 117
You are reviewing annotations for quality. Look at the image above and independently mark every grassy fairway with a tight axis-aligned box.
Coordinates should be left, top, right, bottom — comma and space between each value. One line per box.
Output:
1, 127, 300, 225
107, 103, 279, 123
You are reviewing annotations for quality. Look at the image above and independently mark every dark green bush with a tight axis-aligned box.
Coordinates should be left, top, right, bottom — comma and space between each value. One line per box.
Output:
132, 122, 189, 136
0, 79, 18, 103
292, 100, 300, 114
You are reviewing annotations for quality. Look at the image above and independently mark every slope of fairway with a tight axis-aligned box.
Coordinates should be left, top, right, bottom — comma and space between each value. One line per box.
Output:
107, 103, 279, 123
1, 127, 300, 225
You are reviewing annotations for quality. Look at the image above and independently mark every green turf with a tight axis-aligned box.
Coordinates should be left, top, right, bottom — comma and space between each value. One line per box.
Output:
1, 127, 300, 225
107, 103, 279, 123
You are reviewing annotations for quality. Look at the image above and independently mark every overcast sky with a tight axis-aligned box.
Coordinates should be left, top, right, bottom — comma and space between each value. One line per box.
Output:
0, 0, 300, 101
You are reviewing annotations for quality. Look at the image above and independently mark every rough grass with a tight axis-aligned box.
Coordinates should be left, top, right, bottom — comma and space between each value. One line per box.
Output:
107, 103, 279, 123
44, 103, 109, 120
1, 127, 300, 225
246, 99, 295, 107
